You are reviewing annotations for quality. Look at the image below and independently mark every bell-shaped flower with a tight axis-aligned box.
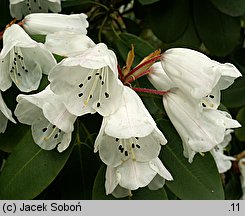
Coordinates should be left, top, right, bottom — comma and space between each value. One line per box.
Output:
14, 85, 77, 152
0, 24, 56, 92
23, 13, 88, 35
48, 43, 124, 117
210, 130, 235, 173
105, 157, 173, 198
9, 0, 61, 20
0, 92, 16, 133
239, 158, 245, 200
163, 89, 241, 163
94, 86, 167, 167
160, 48, 242, 107
149, 60, 241, 111
44, 31, 95, 57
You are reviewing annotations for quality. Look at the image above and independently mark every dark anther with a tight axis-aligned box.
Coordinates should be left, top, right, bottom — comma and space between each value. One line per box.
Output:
97, 102, 100, 107
202, 103, 206, 107
42, 128, 47, 132
209, 95, 214, 99
39, 6, 42, 10
135, 137, 139, 140
52, 125, 56, 129
125, 151, 128, 156
22, 66, 25, 69
115, 138, 119, 142
95, 72, 100, 75
18, 55, 21, 59
99, 75, 102, 80
136, 144, 141, 149
79, 83, 83, 88
54, 134, 58, 139
12, 66, 14, 70
17, 73, 21, 76
89, 95, 92, 99
88, 76, 92, 80
132, 143, 135, 148
14, 52, 18, 55
118, 145, 122, 150
105, 92, 109, 98
14, 58, 17, 61
78, 93, 83, 97
101, 81, 104, 85
25, 69, 28, 73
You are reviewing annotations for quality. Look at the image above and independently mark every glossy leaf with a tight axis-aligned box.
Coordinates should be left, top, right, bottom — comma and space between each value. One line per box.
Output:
138, 0, 160, 5
193, 0, 241, 56
0, 129, 75, 199
59, 143, 101, 199
158, 119, 225, 200
92, 165, 168, 200
235, 106, 245, 141
115, 33, 155, 66
0, 0, 12, 28
146, 0, 190, 43
210, 0, 245, 17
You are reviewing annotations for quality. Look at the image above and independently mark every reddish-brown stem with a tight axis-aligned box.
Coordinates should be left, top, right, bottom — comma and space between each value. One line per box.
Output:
133, 87, 168, 95
125, 68, 152, 84
125, 55, 161, 79
117, 64, 124, 81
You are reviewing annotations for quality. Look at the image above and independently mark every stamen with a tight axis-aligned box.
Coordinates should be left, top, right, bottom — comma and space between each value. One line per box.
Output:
44, 125, 57, 141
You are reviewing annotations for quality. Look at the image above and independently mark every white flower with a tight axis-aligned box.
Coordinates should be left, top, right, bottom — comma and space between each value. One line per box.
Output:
44, 31, 95, 57
23, 13, 88, 35
105, 157, 173, 198
48, 43, 124, 117
0, 24, 56, 92
210, 130, 235, 173
9, 0, 61, 20
160, 48, 241, 107
94, 86, 167, 167
0, 92, 16, 133
238, 158, 245, 200
163, 89, 241, 163
14, 85, 77, 152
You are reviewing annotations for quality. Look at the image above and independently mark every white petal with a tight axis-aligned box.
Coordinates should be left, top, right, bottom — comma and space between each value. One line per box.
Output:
45, 32, 95, 57
97, 132, 162, 167
23, 13, 88, 35
147, 174, 165, 190
161, 48, 222, 99
10, 0, 61, 20
31, 115, 71, 151
105, 166, 120, 195
111, 185, 131, 198
117, 159, 157, 190
148, 62, 176, 91
104, 86, 156, 138
15, 86, 76, 133
163, 90, 240, 161
0, 92, 16, 123
149, 157, 173, 181
49, 44, 123, 116
0, 57, 12, 91
0, 24, 37, 59
213, 62, 242, 90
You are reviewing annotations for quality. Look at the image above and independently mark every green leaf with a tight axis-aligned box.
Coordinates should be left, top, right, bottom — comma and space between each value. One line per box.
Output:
222, 77, 245, 108
146, 0, 190, 43
164, 15, 201, 50
0, 129, 74, 199
138, 0, 160, 5
0, 123, 29, 153
157, 119, 225, 200
235, 106, 245, 141
210, 0, 245, 17
59, 144, 101, 199
92, 165, 168, 200
193, 0, 241, 56
224, 172, 243, 199
0, 0, 12, 28
115, 33, 155, 66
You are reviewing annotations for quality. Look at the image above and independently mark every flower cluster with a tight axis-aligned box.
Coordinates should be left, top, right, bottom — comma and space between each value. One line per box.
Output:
148, 49, 241, 168
0, 2, 243, 198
